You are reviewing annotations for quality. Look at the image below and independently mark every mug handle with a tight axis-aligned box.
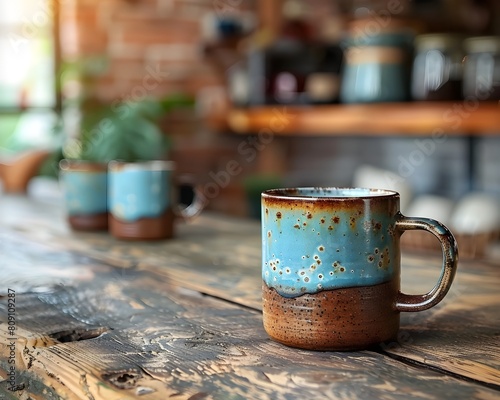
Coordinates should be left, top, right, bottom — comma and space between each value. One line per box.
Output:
394, 213, 458, 312
173, 174, 206, 221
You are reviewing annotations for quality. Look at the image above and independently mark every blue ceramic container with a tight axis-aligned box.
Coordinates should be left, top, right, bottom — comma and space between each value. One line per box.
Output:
108, 162, 172, 222
107, 161, 178, 240
59, 160, 108, 231
340, 33, 414, 103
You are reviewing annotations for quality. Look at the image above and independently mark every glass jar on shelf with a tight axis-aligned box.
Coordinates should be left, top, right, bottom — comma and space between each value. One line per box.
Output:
463, 36, 500, 101
411, 34, 465, 101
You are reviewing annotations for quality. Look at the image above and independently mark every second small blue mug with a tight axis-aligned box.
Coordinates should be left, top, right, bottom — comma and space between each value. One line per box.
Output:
108, 161, 204, 240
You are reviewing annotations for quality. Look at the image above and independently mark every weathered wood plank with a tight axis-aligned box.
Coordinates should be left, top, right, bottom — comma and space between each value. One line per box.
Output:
1, 238, 498, 399
12, 214, 500, 387
2, 195, 500, 390
8, 212, 264, 309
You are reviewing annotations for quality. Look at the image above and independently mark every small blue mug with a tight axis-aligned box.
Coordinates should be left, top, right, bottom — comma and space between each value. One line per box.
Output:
108, 161, 204, 240
59, 159, 108, 231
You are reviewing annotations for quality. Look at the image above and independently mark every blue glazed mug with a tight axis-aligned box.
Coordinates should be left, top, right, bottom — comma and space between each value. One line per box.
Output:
108, 161, 204, 240
261, 188, 458, 350
59, 160, 108, 231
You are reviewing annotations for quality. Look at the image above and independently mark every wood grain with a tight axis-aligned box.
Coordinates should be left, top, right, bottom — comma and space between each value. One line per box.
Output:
224, 102, 500, 136
381, 256, 500, 387
1, 195, 499, 398
1, 236, 499, 399
6, 208, 500, 388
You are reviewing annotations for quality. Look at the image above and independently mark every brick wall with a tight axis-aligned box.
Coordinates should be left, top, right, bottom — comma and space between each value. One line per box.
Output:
59, 0, 249, 101
58, 0, 259, 216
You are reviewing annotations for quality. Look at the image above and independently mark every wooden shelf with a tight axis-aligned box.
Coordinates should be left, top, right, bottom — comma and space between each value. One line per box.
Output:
224, 102, 500, 136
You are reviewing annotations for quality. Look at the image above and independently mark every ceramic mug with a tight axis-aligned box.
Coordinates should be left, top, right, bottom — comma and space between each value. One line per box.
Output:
108, 161, 204, 240
261, 188, 458, 351
59, 160, 109, 231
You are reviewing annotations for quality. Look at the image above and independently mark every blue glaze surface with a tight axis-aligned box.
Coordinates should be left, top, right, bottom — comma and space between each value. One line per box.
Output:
108, 169, 171, 221
262, 189, 399, 298
61, 171, 108, 215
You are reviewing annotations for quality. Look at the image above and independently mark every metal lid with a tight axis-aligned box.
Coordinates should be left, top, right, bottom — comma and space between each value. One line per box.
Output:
108, 160, 176, 172
414, 33, 465, 51
464, 36, 500, 54
59, 159, 108, 172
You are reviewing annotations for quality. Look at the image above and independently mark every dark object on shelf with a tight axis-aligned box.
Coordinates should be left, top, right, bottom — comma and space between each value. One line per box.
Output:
247, 40, 343, 106
217, 17, 244, 38
412, 34, 465, 101
463, 36, 500, 101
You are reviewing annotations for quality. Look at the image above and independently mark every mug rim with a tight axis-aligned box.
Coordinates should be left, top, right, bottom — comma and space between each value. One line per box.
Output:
262, 187, 399, 200
59, 159, 108, 172
108, 160, 176, 172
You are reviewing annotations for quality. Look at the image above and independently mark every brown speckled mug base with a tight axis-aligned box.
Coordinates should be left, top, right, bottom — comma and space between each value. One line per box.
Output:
262, 279, 400, 351
109, 208, 175, 240
68, 213, 109, 231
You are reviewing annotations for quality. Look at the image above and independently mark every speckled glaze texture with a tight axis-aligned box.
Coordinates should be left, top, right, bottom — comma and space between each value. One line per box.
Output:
262, 188, 400, 297
261, 187, 459, 350
263, 279, 400, 350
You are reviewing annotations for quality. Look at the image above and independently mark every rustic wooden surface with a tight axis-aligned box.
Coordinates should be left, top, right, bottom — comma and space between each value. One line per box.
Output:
0, 194, 499, 399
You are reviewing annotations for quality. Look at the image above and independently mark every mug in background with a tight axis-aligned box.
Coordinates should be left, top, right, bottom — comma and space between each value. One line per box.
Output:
108, 161, 204, 240
59, 160, 108, 231
261, 188, 458, 351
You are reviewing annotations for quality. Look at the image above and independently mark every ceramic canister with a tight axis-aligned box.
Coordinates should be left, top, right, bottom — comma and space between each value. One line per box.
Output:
340, 17, 416, 103
261, 188, 458, 351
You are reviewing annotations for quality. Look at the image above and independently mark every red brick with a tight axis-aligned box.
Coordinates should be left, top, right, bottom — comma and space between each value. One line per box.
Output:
107, 5, 169, 23
184, 73, 225, 94
111, 78, 187, 99
117, 21, 201, 45
73, 5, 100, 25
107, 43, 149, 59
76, 28, 108, 54
68, 4, 235, 125
106, 58, 147, 79
146, 44, 200, 63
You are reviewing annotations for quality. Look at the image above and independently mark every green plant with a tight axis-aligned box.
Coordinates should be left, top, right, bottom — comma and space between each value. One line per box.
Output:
62, 93, 194, 163
40, 55, 194, 173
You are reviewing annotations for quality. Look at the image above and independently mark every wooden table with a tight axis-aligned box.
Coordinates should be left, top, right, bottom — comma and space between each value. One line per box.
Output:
0, 193, 499, 399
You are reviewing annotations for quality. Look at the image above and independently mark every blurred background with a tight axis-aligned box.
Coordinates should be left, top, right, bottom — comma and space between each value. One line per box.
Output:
0, 0, 499, 255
